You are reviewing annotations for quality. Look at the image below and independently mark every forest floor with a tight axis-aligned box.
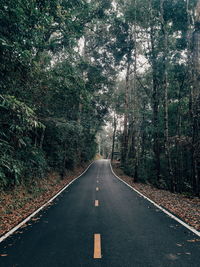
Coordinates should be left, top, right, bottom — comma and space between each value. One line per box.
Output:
0, 162, 91, 237
112, 162, 200, 232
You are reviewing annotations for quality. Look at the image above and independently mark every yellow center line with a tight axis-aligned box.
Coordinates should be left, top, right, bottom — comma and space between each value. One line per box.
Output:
96, 187, 99, 191
95, 200, 99, 207
94, 234, 102, 259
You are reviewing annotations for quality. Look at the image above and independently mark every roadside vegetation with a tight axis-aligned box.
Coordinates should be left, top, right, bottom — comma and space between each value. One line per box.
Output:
0, 1, 113, 191
109, 0, 200, 197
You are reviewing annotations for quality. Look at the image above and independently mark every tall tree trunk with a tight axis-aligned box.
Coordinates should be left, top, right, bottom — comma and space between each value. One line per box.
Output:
121, 58, 131, 166
175, 79, 184, 192
149, 3, 161, 182
191, 1, 200, 195
160, 0, 174, 191
111, 113, 117, 161
186, 0, 196, 194
132, 12, 139, 182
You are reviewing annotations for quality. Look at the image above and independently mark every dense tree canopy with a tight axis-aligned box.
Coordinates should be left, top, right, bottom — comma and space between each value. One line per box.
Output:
0, 0, 199, 196
0, 0, 114, 188
110, 0, 200, 196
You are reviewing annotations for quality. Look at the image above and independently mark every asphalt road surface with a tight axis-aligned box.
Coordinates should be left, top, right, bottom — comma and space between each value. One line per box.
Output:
0, 159, 200, 267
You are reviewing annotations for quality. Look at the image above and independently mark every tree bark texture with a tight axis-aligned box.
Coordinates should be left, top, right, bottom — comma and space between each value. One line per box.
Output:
149, 19, 161, 183
191, 2, 200, 195
121, 59, 131, 166
111, 114, 117, 161
160, 0, 175, 191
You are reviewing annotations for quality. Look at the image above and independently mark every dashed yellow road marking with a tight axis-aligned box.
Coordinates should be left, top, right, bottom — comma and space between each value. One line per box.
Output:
94, 234, 102, 259
95, 200, 99, 207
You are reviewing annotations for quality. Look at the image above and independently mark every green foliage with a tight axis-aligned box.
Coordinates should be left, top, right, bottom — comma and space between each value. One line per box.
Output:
0, 0, 113, 189
2, 0, 197, 197
43, 119, 82, 170
112, 0, 200, 195
0, 94, 47, 188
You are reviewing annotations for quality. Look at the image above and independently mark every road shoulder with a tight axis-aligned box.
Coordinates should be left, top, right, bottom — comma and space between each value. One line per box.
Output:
0, 162, 92, 238
111, 162, 200, 233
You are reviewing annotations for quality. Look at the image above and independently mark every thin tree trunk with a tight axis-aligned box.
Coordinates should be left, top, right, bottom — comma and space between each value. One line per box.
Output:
39, 127, 45, 148
61, 143, 67, 179
175, 80, 183, 192
186, 0, 196, 194
132, 11, 139, 182
160, 0, 175, 192
191, 3, 200, 195
149, 14, 161, 183
121, 59, 131, 166
111, 113, 117, 161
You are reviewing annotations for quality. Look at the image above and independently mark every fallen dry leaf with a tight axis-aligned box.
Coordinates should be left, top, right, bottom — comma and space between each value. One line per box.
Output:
0, 163, 91, 236
112, 163, 200, 232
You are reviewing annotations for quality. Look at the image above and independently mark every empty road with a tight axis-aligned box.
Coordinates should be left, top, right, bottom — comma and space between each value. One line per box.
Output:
0, 159, 200, 266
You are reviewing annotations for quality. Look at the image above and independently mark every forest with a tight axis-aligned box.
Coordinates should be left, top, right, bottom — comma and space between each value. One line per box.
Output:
0, 0, 200, 197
